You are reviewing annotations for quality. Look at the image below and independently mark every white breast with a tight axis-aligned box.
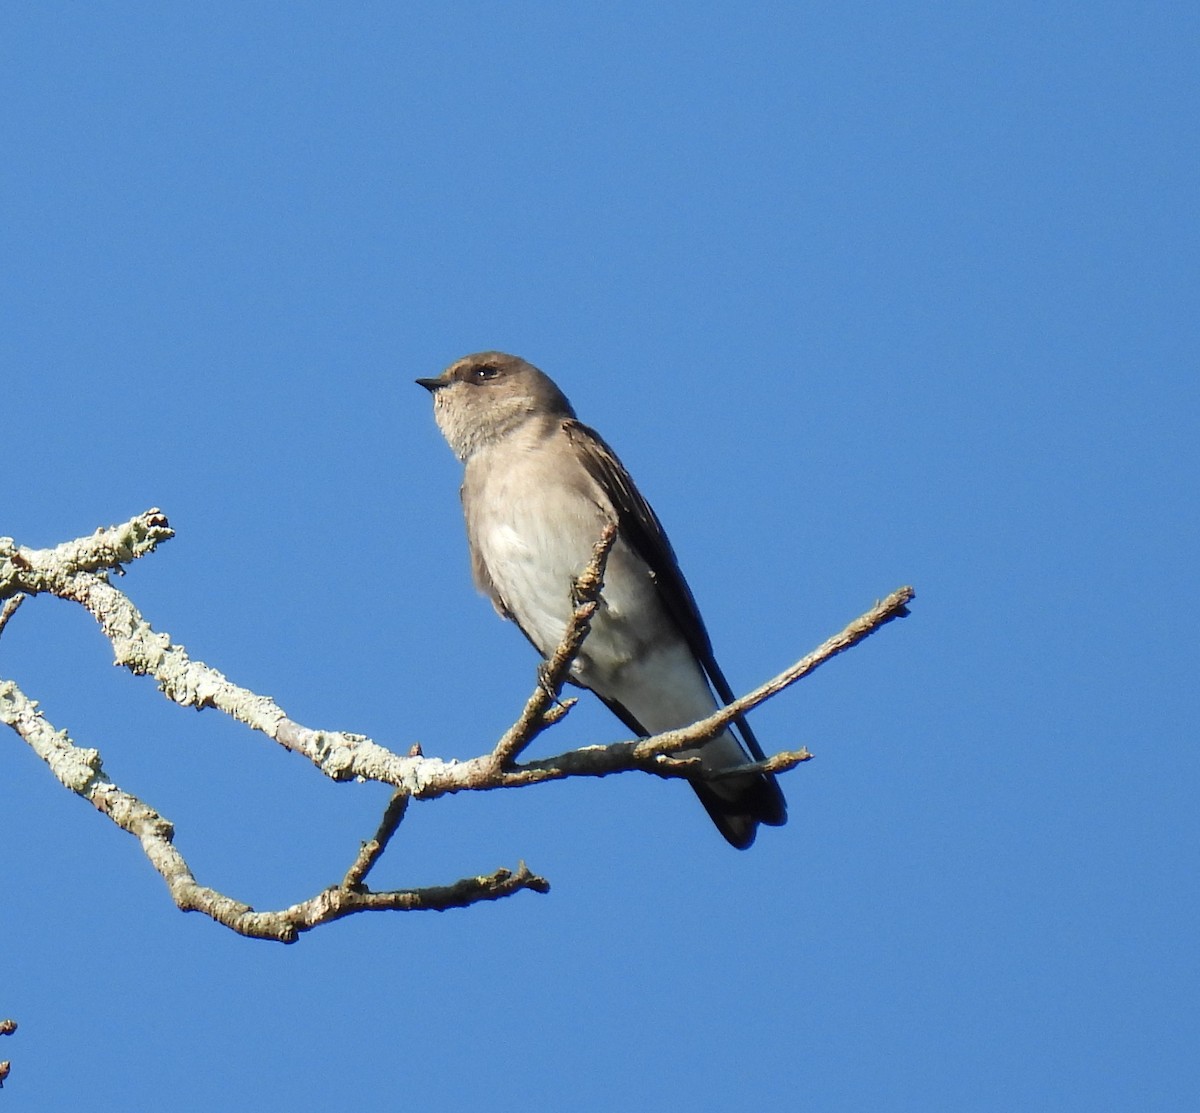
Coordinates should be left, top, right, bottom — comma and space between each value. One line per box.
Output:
464, 426, 732, 750
469, 439, 605, 652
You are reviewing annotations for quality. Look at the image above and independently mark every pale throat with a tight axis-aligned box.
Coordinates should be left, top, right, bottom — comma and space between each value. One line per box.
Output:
434, 392, 543, 461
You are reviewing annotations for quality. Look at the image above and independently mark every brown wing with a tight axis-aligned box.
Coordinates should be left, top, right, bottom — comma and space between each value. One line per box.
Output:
563, 420, 774, 768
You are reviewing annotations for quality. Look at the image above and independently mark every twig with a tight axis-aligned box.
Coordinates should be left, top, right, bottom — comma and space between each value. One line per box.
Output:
632, 585, 914, 760
0, 678, 548, 943
407, 587, 912, 798
342, 789, 410, 890
0, 594, 24, 639
491, 522, 617, 767
0, 509, 172, 598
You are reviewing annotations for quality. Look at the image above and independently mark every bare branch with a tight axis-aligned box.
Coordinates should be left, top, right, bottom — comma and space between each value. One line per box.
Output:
2, 512, 910, 796
4, 543, 413, 783
405, 587, 911, 799
0, 594, 24, 639
1, 510, 913, 939
0, 508, 172, 598
631, 585, 915, 760
343, 789, 410, 891
0, 678, 548, 943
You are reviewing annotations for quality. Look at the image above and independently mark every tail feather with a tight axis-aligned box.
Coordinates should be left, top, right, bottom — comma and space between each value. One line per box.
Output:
691, 767, 787, 850
597, 691, 787, 849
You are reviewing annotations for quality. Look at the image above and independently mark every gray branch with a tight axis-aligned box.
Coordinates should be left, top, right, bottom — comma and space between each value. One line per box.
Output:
0, 679, 547, 942
1, 509, 913, 942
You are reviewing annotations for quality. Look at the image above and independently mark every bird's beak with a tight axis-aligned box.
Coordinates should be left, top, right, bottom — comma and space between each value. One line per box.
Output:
415, 376, 444, 393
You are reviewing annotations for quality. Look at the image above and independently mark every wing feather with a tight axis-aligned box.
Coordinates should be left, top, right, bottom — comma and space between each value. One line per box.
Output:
563, 420, 778, 774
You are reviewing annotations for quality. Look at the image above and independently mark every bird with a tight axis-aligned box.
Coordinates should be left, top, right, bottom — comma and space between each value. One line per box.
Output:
416, 351, 786, 848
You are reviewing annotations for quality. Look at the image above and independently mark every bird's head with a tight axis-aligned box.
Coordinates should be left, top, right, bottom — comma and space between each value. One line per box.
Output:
416, 351, 575, 460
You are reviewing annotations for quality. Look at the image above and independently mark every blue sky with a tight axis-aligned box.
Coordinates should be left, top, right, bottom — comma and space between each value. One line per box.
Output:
2, 3, 1197, 1110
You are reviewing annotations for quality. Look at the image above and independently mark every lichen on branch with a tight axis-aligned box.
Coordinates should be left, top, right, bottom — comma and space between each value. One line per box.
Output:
0, 509, 913, 942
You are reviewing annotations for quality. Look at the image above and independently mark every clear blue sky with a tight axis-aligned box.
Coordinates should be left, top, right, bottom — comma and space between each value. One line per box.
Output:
3, 4, 1196, 1110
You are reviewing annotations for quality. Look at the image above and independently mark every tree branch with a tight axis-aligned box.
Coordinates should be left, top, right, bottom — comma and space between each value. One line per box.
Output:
1, 510, 913, 941
0, 594, 24, 639
0, 678, 547, 942
631, 585, 913, 761
0, 508, 172, 596
343, 787, 410, 891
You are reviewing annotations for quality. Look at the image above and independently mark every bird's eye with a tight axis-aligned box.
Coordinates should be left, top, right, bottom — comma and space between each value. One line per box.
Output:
470, 365, 500, 383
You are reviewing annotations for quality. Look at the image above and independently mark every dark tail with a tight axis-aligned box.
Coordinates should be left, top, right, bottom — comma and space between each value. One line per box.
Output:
691, 763, 787, 850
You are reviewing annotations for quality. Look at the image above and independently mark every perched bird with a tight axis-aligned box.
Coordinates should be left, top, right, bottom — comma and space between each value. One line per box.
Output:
416, 352, 786, 848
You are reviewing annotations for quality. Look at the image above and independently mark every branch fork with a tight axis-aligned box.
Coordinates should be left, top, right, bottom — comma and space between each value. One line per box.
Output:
0, 509, 913, 942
